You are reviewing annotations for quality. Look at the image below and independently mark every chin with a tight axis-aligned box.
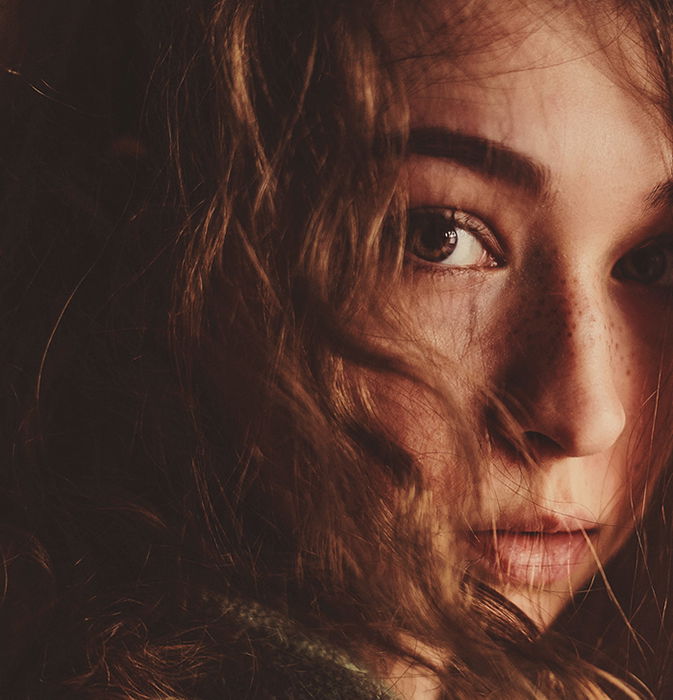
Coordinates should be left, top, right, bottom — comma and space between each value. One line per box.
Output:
496, 583, 580, 630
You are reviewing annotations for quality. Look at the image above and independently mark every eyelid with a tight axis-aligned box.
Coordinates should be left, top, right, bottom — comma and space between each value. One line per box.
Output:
610, 217, 673, 260
451, 209, 504, 261
620, 231, 673, 259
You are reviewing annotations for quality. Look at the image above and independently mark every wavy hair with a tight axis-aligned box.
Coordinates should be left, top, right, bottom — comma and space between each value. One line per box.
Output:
2, 0, 673, 698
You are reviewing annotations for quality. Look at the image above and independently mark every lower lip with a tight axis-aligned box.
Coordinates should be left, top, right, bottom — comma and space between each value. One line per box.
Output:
467, 531, 595, 586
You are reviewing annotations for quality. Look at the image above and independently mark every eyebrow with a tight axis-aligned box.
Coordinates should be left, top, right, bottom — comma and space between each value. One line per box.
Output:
408, 127, 551, 198
647, 179, 673, 209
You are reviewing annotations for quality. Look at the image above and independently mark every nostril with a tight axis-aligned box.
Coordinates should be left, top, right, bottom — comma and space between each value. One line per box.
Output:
523, 431, 565, 460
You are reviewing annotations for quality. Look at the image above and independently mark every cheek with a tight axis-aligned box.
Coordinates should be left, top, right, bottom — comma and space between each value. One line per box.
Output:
389, 273, 500, 374
610, 290, 673, 480
366, 282, 502, 491
370, 277, 499, 452
368, 372, 469, 483
613, 287, 673, 394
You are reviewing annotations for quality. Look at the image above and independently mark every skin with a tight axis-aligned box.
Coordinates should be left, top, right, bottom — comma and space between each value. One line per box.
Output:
379, 0, 673, 654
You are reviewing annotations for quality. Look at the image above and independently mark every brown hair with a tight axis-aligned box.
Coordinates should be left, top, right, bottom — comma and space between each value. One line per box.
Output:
1, 0, 673, 697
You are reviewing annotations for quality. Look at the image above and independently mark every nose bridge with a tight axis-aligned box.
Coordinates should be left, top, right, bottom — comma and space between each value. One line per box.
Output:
508, 269, 626, 457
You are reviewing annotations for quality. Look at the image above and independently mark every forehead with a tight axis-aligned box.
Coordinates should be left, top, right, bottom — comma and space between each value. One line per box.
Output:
386, 0, 672, 197
387, 1, 665, 129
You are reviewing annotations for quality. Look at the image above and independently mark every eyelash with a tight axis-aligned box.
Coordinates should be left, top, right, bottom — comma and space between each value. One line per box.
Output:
404, 207, 673, 289
405, 207, 504, 274
612, 235, 673, 287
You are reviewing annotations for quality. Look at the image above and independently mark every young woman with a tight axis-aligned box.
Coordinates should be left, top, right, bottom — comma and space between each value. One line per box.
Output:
3, 0, 673, 697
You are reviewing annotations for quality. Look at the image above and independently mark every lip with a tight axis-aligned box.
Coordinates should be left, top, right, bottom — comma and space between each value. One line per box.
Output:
465, 515, 600, 586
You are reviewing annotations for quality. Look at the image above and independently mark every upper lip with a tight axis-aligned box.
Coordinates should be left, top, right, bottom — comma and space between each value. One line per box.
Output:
468, 511, 602, 535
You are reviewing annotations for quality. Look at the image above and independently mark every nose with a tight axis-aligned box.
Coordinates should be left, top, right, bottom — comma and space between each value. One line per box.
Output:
504, 278, 626, 459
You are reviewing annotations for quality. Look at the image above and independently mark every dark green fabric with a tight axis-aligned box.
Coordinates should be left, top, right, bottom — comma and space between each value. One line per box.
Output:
204, 596, 400, 699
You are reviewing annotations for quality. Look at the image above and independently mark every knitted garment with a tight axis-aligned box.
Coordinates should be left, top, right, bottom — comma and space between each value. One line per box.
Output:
205, 596, 402, 699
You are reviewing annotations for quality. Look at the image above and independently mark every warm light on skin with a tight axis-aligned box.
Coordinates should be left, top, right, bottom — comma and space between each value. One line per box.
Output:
380, 0, 673, 634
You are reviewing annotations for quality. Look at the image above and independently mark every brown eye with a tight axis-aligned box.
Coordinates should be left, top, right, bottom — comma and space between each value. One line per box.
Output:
407, 209, 458, 262
613, 241, 673, 286
406, 208, 499, 268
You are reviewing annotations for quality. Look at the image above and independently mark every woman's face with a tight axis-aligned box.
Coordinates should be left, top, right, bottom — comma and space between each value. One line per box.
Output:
380, 1, 673, 628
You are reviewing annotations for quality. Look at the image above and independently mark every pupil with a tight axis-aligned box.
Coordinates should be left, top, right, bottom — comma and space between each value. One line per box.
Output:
628, 246, 666, 283
409, 211, 458, 262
